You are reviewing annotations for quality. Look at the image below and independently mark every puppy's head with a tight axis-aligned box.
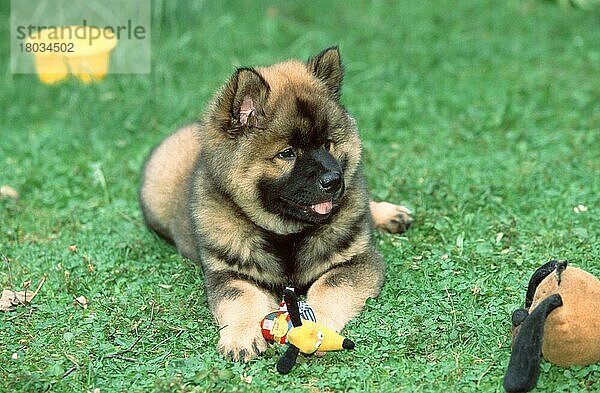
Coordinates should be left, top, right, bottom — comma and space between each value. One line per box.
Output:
202, 47, 362, 233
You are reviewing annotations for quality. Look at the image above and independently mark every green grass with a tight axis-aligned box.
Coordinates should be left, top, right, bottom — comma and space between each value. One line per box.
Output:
1, 0, 599, 391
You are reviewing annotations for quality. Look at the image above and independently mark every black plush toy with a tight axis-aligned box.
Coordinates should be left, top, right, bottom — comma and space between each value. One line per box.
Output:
504, 260, 600, 392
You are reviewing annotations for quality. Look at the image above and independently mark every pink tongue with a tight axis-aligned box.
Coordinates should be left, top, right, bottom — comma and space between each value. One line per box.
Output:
310, 201, 333, 215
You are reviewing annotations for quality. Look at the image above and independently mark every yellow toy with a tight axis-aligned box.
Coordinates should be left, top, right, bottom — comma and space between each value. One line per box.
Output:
28, 26, 117, 84
261, 288, 354, 374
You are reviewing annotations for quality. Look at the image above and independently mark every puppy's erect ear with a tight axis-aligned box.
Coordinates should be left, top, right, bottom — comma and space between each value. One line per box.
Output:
216, 67, 270, 138
307, 46, 344, 100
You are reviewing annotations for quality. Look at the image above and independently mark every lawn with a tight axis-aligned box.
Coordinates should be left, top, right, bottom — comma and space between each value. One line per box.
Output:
1, 0, 599, 391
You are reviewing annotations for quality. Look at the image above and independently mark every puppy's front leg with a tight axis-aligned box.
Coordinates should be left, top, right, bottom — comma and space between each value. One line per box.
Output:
204, 270, 278, 362
306, 249, 385, 332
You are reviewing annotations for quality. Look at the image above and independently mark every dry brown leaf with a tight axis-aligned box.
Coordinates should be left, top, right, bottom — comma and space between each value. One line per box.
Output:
73, 295, 89, 309
1, 289, 34, 311
0, 185, 19, 201
240, 373, 253, 384
0, 275, 46, 312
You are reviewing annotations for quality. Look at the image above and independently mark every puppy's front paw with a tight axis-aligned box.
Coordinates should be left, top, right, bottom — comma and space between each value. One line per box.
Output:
217, 322, 268, 362
370, 201, 413, 234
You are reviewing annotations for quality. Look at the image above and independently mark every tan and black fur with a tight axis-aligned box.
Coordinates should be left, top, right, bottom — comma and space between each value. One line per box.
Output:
139, 47, 412, 361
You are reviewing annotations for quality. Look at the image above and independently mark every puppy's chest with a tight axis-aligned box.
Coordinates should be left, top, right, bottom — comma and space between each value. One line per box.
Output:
261, 230, 335, 283
263, 232, 305, 275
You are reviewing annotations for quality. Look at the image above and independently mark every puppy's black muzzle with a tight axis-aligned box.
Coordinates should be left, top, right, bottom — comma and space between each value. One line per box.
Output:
308, 146, 344, 196
319, 171, 343, 194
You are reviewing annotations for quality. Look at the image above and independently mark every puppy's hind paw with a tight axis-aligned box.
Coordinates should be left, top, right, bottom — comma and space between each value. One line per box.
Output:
369, 201, 413, 234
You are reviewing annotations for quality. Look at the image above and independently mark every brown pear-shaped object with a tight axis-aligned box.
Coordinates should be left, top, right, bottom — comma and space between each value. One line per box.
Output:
530, 266, 600, 366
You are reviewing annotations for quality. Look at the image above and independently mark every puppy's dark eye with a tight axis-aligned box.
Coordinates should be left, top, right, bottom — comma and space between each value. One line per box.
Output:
277, 147, 296, 160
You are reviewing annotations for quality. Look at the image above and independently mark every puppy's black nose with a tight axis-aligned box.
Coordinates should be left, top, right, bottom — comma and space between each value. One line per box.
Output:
319, 171, 342, 193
